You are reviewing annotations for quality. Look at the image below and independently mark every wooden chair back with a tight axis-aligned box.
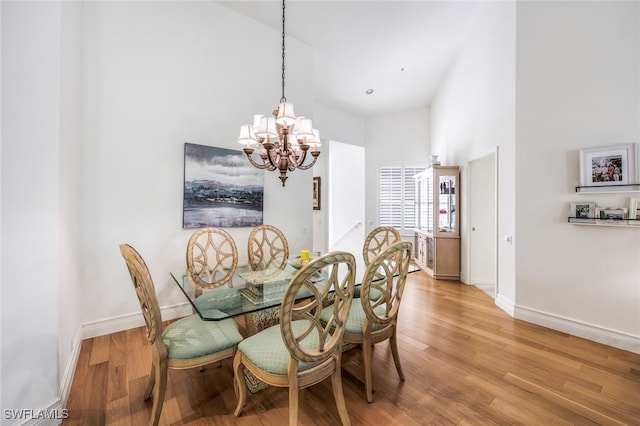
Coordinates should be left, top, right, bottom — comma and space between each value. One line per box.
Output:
186, 227, 238, 290
362, 226, 401, 267
360, 240, 412, 327
247, 224, 289, 273
279, 251, 356, 364
119, 244, 163, 346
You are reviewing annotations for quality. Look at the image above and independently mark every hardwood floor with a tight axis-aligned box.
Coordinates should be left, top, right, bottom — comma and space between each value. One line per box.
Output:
63, 270, 640, 425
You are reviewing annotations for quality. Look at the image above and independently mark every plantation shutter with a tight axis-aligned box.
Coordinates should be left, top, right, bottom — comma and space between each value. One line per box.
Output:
379, 166, 425, 233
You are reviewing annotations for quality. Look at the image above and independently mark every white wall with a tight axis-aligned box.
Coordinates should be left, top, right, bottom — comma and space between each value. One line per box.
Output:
431, 1, 516, 296
1, 1, 65, 421
515, 1, 640, 345
312, 103, 366, 254
79, 1, 314, 331
364, 107, 431, 237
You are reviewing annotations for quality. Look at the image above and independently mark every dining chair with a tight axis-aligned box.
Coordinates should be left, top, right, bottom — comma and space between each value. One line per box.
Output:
186, 227, 239, 298
244, 224, 291, 336
233, 251, 356, 426
247, 224, 289, 274
326, 240, 412, 403
119, 244, 243, 426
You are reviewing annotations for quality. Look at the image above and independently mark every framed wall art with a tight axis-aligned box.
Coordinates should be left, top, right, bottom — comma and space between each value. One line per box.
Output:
313, 176, 321, 210
183, 143, 264, 228
579, 144, 637, 186
569, 201, 595, 223
595, 206, 627, 223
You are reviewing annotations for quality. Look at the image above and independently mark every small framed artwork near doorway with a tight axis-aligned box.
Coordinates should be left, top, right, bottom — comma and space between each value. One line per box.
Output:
313, 176, 321, 210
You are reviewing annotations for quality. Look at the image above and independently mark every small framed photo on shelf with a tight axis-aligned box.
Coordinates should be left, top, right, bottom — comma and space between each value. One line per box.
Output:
596, 207, 628, 224
569, 201, 595, 223
629, 198, 640, 224
579, 143, 636, 186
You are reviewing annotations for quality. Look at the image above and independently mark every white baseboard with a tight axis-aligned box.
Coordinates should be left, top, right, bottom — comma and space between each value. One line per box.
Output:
80, 302, 192, 340
515, 304, 640, 354
59, 328, 82, 407
495, 293, 515, 317
15, 398, 66, 426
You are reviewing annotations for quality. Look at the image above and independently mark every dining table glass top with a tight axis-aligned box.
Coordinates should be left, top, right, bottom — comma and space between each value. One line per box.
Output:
171, 256, 417, 322
170, 260, 342, 321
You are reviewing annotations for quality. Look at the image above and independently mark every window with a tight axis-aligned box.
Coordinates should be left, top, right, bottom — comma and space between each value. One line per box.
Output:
379, 165, 425, 234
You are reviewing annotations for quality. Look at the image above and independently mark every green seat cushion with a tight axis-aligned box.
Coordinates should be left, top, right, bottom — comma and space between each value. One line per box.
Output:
237, 320, 324, 376
353, 286, 382, 300
320, 299, 386, 335
162, 312, 243, 360
193, 287, 242, 312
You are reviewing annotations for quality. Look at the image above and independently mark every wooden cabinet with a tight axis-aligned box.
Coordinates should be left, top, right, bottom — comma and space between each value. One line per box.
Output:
414, 166, 460, 280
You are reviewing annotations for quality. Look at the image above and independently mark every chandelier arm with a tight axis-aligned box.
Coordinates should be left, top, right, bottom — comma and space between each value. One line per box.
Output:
291, 149, 307, 170
296, 154, 319, 170
243, 151, 271, 170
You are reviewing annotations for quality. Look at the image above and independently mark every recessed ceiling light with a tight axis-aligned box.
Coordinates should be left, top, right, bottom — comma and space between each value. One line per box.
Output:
365, 89, 374, 95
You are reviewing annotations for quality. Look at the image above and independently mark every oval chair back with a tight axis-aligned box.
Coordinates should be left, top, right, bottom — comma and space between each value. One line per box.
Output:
186, 227, 238, 295
247, 224, 289, 273
362, 226, 401, 267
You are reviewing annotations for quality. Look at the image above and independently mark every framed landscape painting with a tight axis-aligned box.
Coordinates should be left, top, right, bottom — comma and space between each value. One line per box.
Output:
183, 143, 264, 228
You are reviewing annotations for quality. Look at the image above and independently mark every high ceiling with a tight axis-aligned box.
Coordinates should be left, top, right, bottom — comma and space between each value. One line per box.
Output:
218, 1, 486, 117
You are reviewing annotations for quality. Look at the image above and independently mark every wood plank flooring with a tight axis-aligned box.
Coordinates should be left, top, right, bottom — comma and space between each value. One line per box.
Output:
63, 270, 640, 425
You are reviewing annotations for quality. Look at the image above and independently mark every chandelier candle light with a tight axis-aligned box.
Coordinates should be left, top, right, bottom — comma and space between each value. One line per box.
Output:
237, 0, 321, 187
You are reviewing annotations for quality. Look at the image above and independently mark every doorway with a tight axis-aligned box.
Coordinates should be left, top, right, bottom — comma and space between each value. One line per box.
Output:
327, 141, 365, 259
469, 152, 497, 298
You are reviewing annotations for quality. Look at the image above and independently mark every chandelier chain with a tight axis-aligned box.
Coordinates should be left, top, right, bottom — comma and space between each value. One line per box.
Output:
280, 0, 286, 103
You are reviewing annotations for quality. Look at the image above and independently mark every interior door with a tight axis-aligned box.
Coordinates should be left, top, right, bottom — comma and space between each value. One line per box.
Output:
327, 140, 365, 272
469, 153, 496, 297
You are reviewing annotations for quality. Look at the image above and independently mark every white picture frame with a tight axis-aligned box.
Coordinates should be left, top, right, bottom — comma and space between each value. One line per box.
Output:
569, 201, 595, 223
629, 198, 640, 223
596, 206, 628, 224
579, 143, 637, 187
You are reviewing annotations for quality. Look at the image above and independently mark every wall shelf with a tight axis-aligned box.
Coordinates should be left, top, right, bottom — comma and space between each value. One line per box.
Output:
568, 217, 640, 227
575, 183, 640, 194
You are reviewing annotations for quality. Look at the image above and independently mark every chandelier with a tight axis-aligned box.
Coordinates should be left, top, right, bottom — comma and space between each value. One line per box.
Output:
237, 0, 321, 187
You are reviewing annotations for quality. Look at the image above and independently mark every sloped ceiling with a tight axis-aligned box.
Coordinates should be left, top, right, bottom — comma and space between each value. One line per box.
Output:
218, 1, 486, 117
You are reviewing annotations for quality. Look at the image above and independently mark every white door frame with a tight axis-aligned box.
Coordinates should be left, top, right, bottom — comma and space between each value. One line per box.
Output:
467, 149, 498, 297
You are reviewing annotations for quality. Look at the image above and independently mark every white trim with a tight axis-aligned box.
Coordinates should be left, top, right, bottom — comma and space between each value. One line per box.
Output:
59, 328, 82, 407
515, 304, 640, 354
495, 293, 515, 317
80, 302, 192, 340
16, 398, 65, 426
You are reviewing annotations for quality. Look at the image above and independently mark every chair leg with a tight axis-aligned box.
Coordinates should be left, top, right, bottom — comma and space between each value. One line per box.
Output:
389, 328, 405, 381
143, 363, 156, 400
331, 365, 351, 426
233, 352, 248, 417
288, 376, 299, 426
148, 358, 167, 426
362, 342, 374, 403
